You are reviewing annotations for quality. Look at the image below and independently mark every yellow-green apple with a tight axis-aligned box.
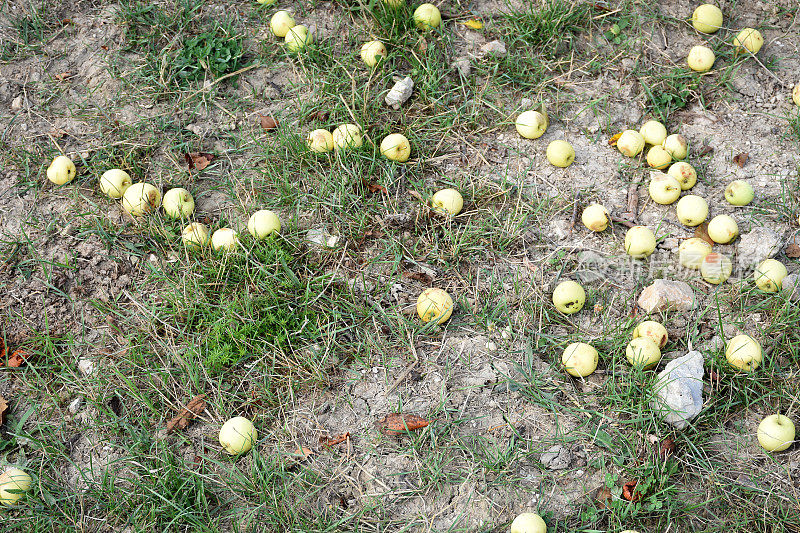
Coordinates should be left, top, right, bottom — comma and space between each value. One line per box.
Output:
509, 512, 547, 533
754, 259, 787, 293
307, 129, 334, 153
285, 25, 312, 52
360, 40, 387, 67
47, 155, 76, 185
332, 124, 363, 151
247, 209, 281, 239
546, 140, 575, 167
0, 468, 31, 507
270, 10, 295, 37
639, 120, 667, 145
692, 4, 723, 33
380, 133, 411, 162
431, 188, 463, 216
515, 110, 548, 139
648, 172, 681, 204
724, 180, 754, 206
413, 3, 441, 30
626, 337, 661, 369
663, 134, 689, 160
667, 161, 697, 190
99, 169, 132, 198
552, 280, 586, 314
633, 320, 668, 348
561, 342, 598, 377
211, 228, 239, 251
257, 0, 276, 4
181, 222, 210, 248
646, 145, 672, 169
162, 188, 194, 218
725, 334, 762, 371
219, 416, 257, 455
417, 288, 454, 324
676, 195, 708, 226
707, 214, 738, 243
757, 414, 795, 452
581, 204, 610, 231
794, 82, 800, 106
382, 0, 404, 6
122, 183, 161, 216
625, 226, 656, 258
687, 45, 715, 72
734, 28, 764, 54
678, 237, 712, 269
617, 129, 645, 157
700, 252, 732, 284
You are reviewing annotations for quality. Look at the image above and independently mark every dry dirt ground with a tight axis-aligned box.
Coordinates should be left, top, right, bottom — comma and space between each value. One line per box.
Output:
1, 0, 800, 531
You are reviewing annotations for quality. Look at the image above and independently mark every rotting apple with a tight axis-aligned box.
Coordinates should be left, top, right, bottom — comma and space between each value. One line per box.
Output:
47, 155, 76, 185
581, 204, 610, 232
700, 252, 732, 284
380, 133, 411, 162
757, 414, 796, 452
307, 129, 334, 153
646, 145, 672, 169
633, 320, 668, 348
332, 124, 363, 151
626, 337, 661, 369
754, 258, 787, 293
663, 134, 689, 160
413, 3, 441, 30
793, 82, 800, 106
724, 180, 754, 206
734, 28, 764, 54
270, 10, 295, 38
360, 40, 387, 67
648, 172, 681, 204
687, 45, 715, 72
692, 4, 723, 33
707, 214, 738, 244
417, 288, 454, 324
617, 129, 645, 157
285, 24, 312, 52
552, 280, 586, 314
509, 512, 547, 533
678, 237, 712, 269
725, 334, 762, 371
639, 120, 668, 146
219, 416, 258, 455
99, 169, 132, 199
546, 140, 575, 167
625, 226, 657, 258
162, 188, 195, 218
0, 467, 31, 507
181, 222, 210, 248
122, 182, 161, 216
667, 161, 697, 190
247, 209, 281, 239
561, 342, 598, 377
676, 195, 709, 226
431, 188, 464, 216
515, 110, 548, 139
211, 228, 240, 251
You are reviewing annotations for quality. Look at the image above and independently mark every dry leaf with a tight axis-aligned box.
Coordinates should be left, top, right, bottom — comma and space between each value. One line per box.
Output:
733, 152, 749, 168
165, 394, 207, 433
291, 447, 314, 460
461, 19, 483, 29
0, 338, 6, 362
785, 244, 800, 258
362, 179, 387, 194
659, 438, 676, 459
375, 413, 431, 435
0, 395, 8, 426
259, 115, 278, 131
403, 271, 433, 285
697, 144, 714, 157
54, 72, 73, 82
320, 433, 350, 447
185, 152, 215, 171
595, 487, 612, 509
622, 480, 641, 502
607, 132, 623, 146
409, 190, 424, 201
8, 349, 30, 368
694, 222, 714, 245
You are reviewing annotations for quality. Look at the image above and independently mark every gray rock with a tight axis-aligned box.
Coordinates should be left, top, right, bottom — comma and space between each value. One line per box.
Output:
385, 76, 414, 109
452, 57, 471, 77
306, 228, 339, 248
638, 280, 696, 313
651, 350, 704, 430
781, 273, 800, 302
68, 397, 84, 414
480, 40, 507, 57
540, 445, 572, 470
736, 227, 782, 269
78, 359, 95, 376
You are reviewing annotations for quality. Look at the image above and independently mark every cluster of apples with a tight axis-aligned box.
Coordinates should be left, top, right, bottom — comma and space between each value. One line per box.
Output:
514, 106, 576, 168
306, 123, 415, 164
267, 9, 313, 53
686, 3, 765, 73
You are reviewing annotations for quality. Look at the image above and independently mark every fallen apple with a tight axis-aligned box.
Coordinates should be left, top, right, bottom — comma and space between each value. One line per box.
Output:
270, 10, 295, 38
724, 180, 754, 206
663, 134, 689, 160
0, 467, 31, 507
700, 252, 732, 284
552, 280, 586, 314
417, 288, 454, 324
380, 133, 411, 162
667, 161, 697, 190
625, 226, 656, 258
257, 0, 276, 4
633, 320, 668, 348
413, 3, 441, 30
382, 0, 404, 6
581, 203, 610, 232
285, 24, 312, 52
248, 209, 281, 239
676, 195, 708, 226
725, 334, 762, 371
307, 129, 334, 153
794, 82, 800, 106
753, 258, 787, 293
692, 4, 723, 33
332, 124, 363, 151
219, 416, 258, 455
47, 155, 76, 185
734, 28, 764, 54
687, 45, 715, 72
509, 512, 547, 533
431, 188, 463, 216
211, 228, 240, 251
122, 182, 161, 216
561, 342, 598, 377
757, 414, 796, 452
360, 40, 387, 67
639, 120, 667, 146
181, 222, 210, 248
617, 129, 645, 157
648, 172, 681, 204
162, 187, 195, 218
678, 237, 712, 269
546, 140, 575, 167
707, 214, 738, 244
626, 337, 661, 369
646, 145, 672, 169
515, 110, 548, 139
99, 169, 132, 198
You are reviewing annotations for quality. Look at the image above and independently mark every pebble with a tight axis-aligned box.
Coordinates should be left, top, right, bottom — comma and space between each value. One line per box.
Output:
638, 280, 696, 313
78, 359, 95, 376
651, 350, 704, 430
385, 76, 414, 109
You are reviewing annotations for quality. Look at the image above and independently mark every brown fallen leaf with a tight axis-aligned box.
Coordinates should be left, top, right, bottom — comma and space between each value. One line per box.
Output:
320, 433, 350, 447
659, 438, 676, 459
362, 179, 387, 195
622, 480, 641, 502
0, 394, 8, 426
409, 190, 424, 201
7, 349, 31, 368
185, 152, 215, 171
375, 413, 431, 435
259, 115, 278, 131
291, 446, 314, 461
165, 394, 207, 433
595, 487, 612, 509
0, 338, 6, 362
403, 271, 433, 285
697, 143, 714, 157
694, 222, 714, 245
54, 72, 74, 82
785, 244, 800, 258
607, 132, 623, 146
733, 152, 749, 168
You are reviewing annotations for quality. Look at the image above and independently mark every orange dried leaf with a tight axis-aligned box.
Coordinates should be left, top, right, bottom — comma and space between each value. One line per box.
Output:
320, 433, 350, 447
291, 447, 314, 460
622, 480, 641, 502
185, 152, 215, 171
694, 222, 714, 245
375, 413, 431, 435
0, 395, 8, 426
362, 179, 387, 195
608, 132, 623, 146
7, 349, 30, 368
259, 115, 278, 131
165, 394, 207, 433
733, 152, 749, 168
595, 487, 612, 509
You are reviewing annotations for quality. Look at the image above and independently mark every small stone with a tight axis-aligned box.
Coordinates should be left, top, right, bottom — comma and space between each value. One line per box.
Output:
306, 228, 339, 248
78, 359, 95, 376
651, 350, 704, 430
540, 445, 572, 470
10, 95, 24, 112
385, 76, 414, 109
736, 227, 782, 269
480, 40, 507, 57
638, 280, 696, 313
68, 397, 84, 414
782, 273, 800, 302
452, 57, 471, 77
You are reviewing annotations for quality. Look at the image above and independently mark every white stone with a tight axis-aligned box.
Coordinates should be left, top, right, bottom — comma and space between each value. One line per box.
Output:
78, 359, 95, 376
479, 40, 507, 56
651, 351, 704, 430
385, 76, 414, 109
638, 280, 696, 313
736, 227, 782, 269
